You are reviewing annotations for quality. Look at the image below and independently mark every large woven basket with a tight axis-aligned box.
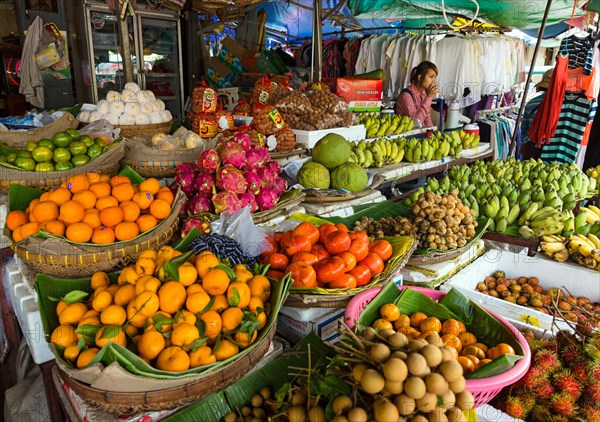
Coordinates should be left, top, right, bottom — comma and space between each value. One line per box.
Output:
114, 120, 173, 139
10, 191, 185, 278
57, 323, 276, 414
0, 141, 125, 194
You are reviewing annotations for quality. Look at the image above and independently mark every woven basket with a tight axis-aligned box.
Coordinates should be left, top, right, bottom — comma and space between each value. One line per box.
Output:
192, 0, 233, 12
0, 141, 125, 194
123, 138, 204, 178
216, 4, 243, 21
407, 244, 470, 265
57, 324, 276, 414
114, 120, 173, 139
10, 191, 185, 278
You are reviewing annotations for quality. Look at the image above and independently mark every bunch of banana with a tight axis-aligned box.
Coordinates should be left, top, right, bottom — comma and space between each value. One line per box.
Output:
456, 130, 481, 149
517, 205, 566, 238
565, 233, 600, 270
585, 164, 600, 181
350, 137, 405, 168
360, 113, 415, 139
539, 234, 569, 262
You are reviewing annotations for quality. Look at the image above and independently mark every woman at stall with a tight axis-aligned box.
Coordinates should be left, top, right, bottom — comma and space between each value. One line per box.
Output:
395, 61, 439, 127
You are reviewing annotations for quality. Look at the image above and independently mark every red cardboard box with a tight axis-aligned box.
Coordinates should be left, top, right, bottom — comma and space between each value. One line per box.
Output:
336, 78, 383, 111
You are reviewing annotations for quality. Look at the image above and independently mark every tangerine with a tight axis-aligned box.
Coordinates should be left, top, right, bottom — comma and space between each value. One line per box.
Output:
156, 346, 190, 372
118, 266, 139, 285
120, 201, 141, 222
420, 317, 442, 333
114, 284, 137, 307
41, 220, 65, 236
210, 295, 230, 313
137, 330, 166, 360
248, 297, 264, 313
234, 330, 257, 348
31, 201, 59, 223
458, 332, 477, 347
96, 195, 119, 210
177, 262, 198, 286
114, 221, 140, 241
149, 199, 171, 219
379, 303, 401, 322
214, 339, 239, 361
19, 221, 40, 239
227, 281, 251, 308
92, 289, 113, 312
185, 291, 211, 314
156, 187, 174, 205
66, 174, 90, 193
126, 302, 148, 328
199, 311, 222, 339
63, 344, 80, 362
189, 346, 216, 368
170, 322, 200, 348
145, 311, 173, 333
65, 222, 93, 243
372, 318, 394, 331
441, 319, 462, 336
136, 214, 158, 232
158, 281, 186, 314
133, 191, 154, 210
91, 271, 110, 290
221, 307, 243, 332
60, 200, 85, 224
202, 268, 230, 296
248, 275, 271, 303
134, 291, 160, 316
139, 178, 161, 195
441, 334, 463, 353
135, 257, 156, 276
100, 304, 127, 325
91, 226, 115, 244
47, 187, 72, 206
409, 312, 428, 328
76, 347, 100, 368
58, 302, 88, 325
109, 175, 131, 187
95, 325, 126, 347
72, 190, 97, 210
89, 182, 111, 198
99, 206, 123, 228
50, 324, 78, 348
112, 183, 135, 202
173, 309, 197, 327
83, 209, 102, 229
6, 210, 28, 231
195, 251, 220, 279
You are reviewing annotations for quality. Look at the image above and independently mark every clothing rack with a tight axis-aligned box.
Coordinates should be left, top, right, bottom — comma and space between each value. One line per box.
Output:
293, 26, 451, 41
474, 105, 519, 119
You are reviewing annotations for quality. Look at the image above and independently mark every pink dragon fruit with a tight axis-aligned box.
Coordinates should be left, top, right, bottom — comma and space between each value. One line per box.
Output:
256, 187, 279, 211
265, 160, 282, 175
233, 132, 252, 149
178, 201, 189, 217
212, 191, 241, 214
245, 170, 262, 194
174, 163, 196, 197
239, 192, 258, 213
246, 145, 270, 168
187, 193, 213, 215
194, 172, 215, 195
257, 166, 276, 188
273, 177, 288, 196
181, 218, 211, 237
216, 165, 248, 194
175, 162, 196, 178
196, 150, 220, 173
217, 141, 247, 169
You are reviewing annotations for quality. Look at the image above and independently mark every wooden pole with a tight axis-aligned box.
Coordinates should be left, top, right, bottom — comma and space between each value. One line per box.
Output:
117, 0, 134, 83
311, 0, 323, 82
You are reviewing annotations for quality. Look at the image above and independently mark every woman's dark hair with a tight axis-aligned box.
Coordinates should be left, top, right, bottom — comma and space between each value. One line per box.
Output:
410, 61, 438, 84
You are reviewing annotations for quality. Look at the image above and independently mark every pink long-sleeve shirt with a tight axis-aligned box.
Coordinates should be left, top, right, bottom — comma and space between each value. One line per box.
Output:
395, 84, 433, 127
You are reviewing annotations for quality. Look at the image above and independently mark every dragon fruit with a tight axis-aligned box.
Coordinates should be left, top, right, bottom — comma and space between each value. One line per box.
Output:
273, 177, 288, 196
178, 201, 189, 217
181, 218, 211, 237
212, 191, 241, 214
233, 132, 252, 149
174, 163, 196, 197
245, 170, 262, 194
246, 145, 270, 168
187, 193, 213, 215
175, 162, 196, 178
196, 150, 220, 174
255, 187, 279, 211
216, 165, 248, 194
265, 160, 282, 175
194, 172, 215, 195
257, 166, 276, 188
217, 141, 247, 169
239, 192, 258, 213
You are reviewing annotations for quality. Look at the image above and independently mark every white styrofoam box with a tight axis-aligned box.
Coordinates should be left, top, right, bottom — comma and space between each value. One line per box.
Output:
477, 404, 524, 422
293, 125, 367, 149
277, 307, 345, 345
218, 87, 239, 111
440, 249, 600, 332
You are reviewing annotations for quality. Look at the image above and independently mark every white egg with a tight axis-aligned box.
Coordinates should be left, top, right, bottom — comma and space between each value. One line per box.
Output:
124, 82, 140, 93
109, 100, 125, 115
150, 111, 163, 124
97, 100, 109, 114
125, 102, 140, 115
156, 99, 165, 110
77, 111, 90, 123
144, 90, 156, 101
89, 111, 104, 122
105, 113, 121, 125
135, 114, 151, 125
119, 114, 136, 125
121, 89, 137, 103
140, 102, 153, 114
136, 91, 150, 103
106, 90, 121, 102
160, 110, 172, 122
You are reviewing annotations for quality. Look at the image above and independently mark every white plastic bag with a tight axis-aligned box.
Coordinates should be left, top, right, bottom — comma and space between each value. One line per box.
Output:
210, 206, 270, 257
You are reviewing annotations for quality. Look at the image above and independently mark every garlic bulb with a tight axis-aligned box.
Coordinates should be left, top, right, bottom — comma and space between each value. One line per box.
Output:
106, 90, 121, 102
89, 111, 104, 122
151, 100, 161, 112
124, 82, 140, 93
77, 111, 90, 123
161, 110, 172, 122
109, 100, 125, 115
121, 89, 137, 103
119, 114, 136, 125
97, 99, 109, 115
136, 91, 150, 103
150, 111, 164, 124
140, 102, 153, 114
156, 99, 165, 111
105, 113, 120, 125
151, 132, 168, 146
124, 102, 141, 115
144, 90, 156, 101
135, 114, 150, 125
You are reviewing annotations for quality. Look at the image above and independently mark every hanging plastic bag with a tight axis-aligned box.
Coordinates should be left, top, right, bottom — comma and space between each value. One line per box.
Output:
210, 206, 270, 258
78, 119, 119, 143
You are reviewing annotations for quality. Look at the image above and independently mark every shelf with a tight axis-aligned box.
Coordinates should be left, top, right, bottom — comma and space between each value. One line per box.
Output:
156, 96, 177, 100
145, 72, 177, 78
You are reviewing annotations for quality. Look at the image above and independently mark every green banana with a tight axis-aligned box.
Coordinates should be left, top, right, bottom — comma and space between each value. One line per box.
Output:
518, 203, 539, 226
506, 204, 520, 225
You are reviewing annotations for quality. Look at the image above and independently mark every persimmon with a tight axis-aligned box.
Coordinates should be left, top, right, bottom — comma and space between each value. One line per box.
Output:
292, 222, 320, 245
348, 239, 369, 262
335, 223, 349, 232
259, 236, 279, 258
309, 244, 330, 260
360, 253, 385, 276
349, 230, 369, 244
369, 240, 393, 261
291, 252, 318, 266
337, 251, 357, 272
285, 262, 317, 288
318, 223, 337, 243
313, 256, 345, 283
281, 234, 312, 256
265, 269, 285, 280
262, 252, 289, 271
327, 273, 357, 289
324, 230, 351, 255
349, 265, 372, 287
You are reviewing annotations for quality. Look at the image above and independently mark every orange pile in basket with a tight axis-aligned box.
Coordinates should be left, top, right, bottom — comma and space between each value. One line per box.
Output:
6, 173, 174, 244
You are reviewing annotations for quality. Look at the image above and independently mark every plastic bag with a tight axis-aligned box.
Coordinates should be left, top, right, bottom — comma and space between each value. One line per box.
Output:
275, 91, 312, 115
210, 206, 270, 257
307, 90, 348, 114
78, 119, 119, 143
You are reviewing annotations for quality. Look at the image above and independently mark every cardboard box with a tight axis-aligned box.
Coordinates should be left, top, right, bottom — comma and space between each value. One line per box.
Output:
336, 78, 383, 112
217, 37, 245, 74
205, 57, 236, 88
276, 307, 344, 344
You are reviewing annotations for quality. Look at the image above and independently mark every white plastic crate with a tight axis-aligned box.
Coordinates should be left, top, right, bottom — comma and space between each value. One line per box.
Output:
293, 125, 366, 149
440, 249, 600, 333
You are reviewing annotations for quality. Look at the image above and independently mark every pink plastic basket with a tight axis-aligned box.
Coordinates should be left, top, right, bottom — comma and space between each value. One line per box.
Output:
344, 285, 532, 408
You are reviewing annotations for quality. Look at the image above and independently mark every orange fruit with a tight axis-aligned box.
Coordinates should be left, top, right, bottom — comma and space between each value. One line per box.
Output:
195, 251, 220, 279
420, 317, 442, 333
19, 222, 40, 239
39, 192, 50, 202
210, 295, 230, 313
145, 311, 173, 333
199, 311, 222, 339
81, 309, 99, 319
173, 309, 197, 327
137, 330, 166, 360
73, 190, 97, 210
441, 334, 463, 353
77, 316, 101, 329
91, 226, 115, 244
135, 257, 156, 276
379, 304, 401, 322
60, 200, 86, 224
139, 178, 161, 195
26, 198, 40, 214
248, 297, 264, 313
56, 300, 69, 316
91, 271, 110, 290
487, 343, 515, 359
124, 324, 139, 337
92, 289, 113, 312
58, 302, 88, 325
133, 191, 154, 210
256, 312, 267, 330
40, 220, 65, 236
110, 175, 131, 187
170, 322, 200, 348
85, 172, 102, 184
410, 312, 428, 328
96, 195, 119, 210
126, 302, 148, 328
185, 291, 211, 314
134, 291, 160, 316
31, 201, 59, 223
372, 318, 394, 331
114, 284, 137, 307
120, 201, 141, 222
149, 199, 171, 219
221, 307, 243, 332
156, 187, 174, 205
157, 245, 177, 261
458, 332, 477, 348
158, 281, 186, 314
89, 182, 111, 198
100, 304, 127, 325
11, 227, 23, 242
189, 346, 216, 368
186, 284, 206, 296
112, 183, 135, 202
6, 210, 28, 231
135, 275, 160, 294
441, 319, 462, 336
139, 250, 158, 260
118, 266, 140, 285
105, 284, 120, 297
462, 345, 486, 360
234, 330, 257, 348
65, 222, 93, 243
76, 347, 100, 368
214, 339, 239, 361
137, 214, 158, 233
457, 356, 475, 375
234, 264, 253, 283
393, 314, 411, 330
50, 324, 78, 348
63, 344, 80, 362
227, 281, 251, 309
66, 174, 90, 193
474, 343, 489, 353
156, 346, 190, 372
114, 221, 140, 241
99, 206, 123, 228
248, 275, 271, 303
47, 187, 72, 206
95, 325, 126, 347
83, 209, 102, 229
177, 262, 198, 286
202, 268, 230, 296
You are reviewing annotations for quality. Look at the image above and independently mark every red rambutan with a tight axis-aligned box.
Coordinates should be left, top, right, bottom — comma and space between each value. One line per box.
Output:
536, 381, 556, 400
546, 416, 569, 422
522, 366, 549, 389
504, 396, 526, 419
535, 350, 562, 373
584, 382, 600, 402
581, 405, 600, 422
570, 361, 589, 383
550, 392, 578, 417
532, 404, 552, 422
553, 370, 582, 398
515, 391, 537, 414
588, 362, 600, 381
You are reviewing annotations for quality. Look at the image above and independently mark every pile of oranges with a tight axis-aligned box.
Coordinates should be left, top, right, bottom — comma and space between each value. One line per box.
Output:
49, 246, 272, 372
6, 173, 174, 244
260, 222, 394, 289
372, 304, 517, 375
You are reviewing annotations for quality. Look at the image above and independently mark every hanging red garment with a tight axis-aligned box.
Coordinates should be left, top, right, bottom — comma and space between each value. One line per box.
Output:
528, 54, 569, 147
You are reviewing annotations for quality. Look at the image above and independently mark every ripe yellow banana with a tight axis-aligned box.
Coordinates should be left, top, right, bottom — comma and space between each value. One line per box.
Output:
578, 244, 594, 258
577, 234, 597, 249
580, 208, 600, 224
587, 233, 600, 249
553, 248, 569, 262
587, 205, 600, 218
540, 241, 568, 254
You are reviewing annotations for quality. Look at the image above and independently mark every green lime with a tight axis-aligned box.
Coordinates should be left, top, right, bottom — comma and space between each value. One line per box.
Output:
7, 152, 17, 164
53, 147, 71, 163
17, 150, 32, 159
69, 141, 87, 156
55, 162, 74, 171
52, 132, 72, 148
71, 155, 90, 167
38, 139, 55, 150
87, 144, 103, 160
0, 154, 6, 163
25, 141, 38, 152
32, 146, 53, 163
65, 128, 80, 141
80, 135, 94, 148
35, 162, 55, 172
14, 157, 35, 171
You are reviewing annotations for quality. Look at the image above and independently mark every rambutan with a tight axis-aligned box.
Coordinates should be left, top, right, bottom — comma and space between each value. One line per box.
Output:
504, 396, 526, 419
536, 381, 556, 400
535, 350, 561, 373
588, 362, 600, 381
553, 370, 581, 398
585, 340, 600, 362
569, 361, 589, 383
515, 391, 536, 414
546, 416, 569, 422
581, 405, 600, 422
522, 366, 549, 389
550, 392, 578, 417
561, 343, 583, 364
584, 382, 600, 402
532, 404, 552, 422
